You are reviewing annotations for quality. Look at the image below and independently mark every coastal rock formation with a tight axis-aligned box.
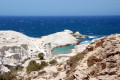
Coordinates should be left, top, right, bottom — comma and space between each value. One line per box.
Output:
0, 30, 80, 73
65, 34, 120, 80
0, 31, 39, 66
73, 31, 89, 38
40, 31, 80, 53
30, 34, 120, 80
64, 29, 73, 34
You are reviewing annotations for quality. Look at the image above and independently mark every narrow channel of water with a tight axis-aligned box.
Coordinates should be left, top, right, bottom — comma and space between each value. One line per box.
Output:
52, 35, 103, 55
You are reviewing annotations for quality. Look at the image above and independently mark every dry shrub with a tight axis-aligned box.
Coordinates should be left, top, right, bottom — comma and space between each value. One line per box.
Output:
38, 71, 46, 75
0, 72, 16, 80
57, 67, 63, 71
65, 49, 89, 80
49, 59, 58, 65
68, 49, 89, 70
27, 60, 48, 73
109, 37, 116, 40
87, 56, 97, 67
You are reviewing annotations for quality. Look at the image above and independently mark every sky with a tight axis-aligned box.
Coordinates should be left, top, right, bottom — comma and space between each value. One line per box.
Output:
0, 0, 120, 16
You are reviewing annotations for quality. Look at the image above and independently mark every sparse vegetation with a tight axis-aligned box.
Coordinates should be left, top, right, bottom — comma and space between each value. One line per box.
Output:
6, 65, 23, 73
109, 37, 116, 40
57, 67, 63, 71
0, 72, 16, 80
38, 71, 46, 75
27, 60, 48, 73
66, 49, 89, 79
67, 76, 75, 80
68, 49, 89, 71
87, 56, 97, 67
27, 77, 31, 80
27, 60, 41, 73
49, 59, 58, 65
2, 65, 23, 80
87, 56, 102, 67
38, 53, 44, 60
41, 61, 48, 68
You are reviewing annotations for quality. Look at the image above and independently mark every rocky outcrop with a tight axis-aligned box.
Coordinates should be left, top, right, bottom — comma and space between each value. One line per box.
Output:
0, 30, 80, 73
64, 29, 73, 34
40, 31, 80, 52
65, 34, 120, 80
30, 34, 120, 80
73, 31, 89, 38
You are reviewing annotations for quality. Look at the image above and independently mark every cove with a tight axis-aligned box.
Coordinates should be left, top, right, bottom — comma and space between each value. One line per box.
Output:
52, 45, 75, 54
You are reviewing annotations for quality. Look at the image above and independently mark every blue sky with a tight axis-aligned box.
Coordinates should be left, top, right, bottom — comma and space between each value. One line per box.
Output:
0, 0, 120, 16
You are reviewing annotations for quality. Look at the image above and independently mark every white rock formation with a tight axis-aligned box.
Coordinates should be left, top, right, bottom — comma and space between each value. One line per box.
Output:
40, 32, 80, 52
64, 29, 73, 34
0, 30, 80, 73
30, 34, 120, 80
74, 31, 89, 38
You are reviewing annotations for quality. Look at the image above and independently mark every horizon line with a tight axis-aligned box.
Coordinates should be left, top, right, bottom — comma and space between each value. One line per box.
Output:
0, 15, 120, 17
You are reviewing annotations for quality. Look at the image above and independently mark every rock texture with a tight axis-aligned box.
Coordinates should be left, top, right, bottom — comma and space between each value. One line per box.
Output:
0, 30, 80, 73
0, 31, 39, 67
40, 31, 80, 54
73, 31, 89, 38
31, 34, 120, 80
65, 34, 120, 80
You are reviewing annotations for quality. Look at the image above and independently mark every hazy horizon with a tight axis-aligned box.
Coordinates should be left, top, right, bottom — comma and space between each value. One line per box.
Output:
0, 0, 120, 16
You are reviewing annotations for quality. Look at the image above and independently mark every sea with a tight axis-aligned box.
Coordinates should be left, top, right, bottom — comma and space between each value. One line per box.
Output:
0, 16, 120, 54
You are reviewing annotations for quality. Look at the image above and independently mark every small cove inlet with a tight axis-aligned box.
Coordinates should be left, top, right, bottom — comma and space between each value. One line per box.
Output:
52, 35, 102, 55
52, 45, 75, 54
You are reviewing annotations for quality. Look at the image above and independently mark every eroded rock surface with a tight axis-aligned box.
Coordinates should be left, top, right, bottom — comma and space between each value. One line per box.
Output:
0, 30, 80, 73
65, 34, 120, 80
73, 31, 89, 38
32, 34, 120, 80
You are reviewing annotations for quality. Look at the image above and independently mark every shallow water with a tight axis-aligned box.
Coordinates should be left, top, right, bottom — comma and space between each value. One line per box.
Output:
52, 45, 75, 54
52, 35, 103, 54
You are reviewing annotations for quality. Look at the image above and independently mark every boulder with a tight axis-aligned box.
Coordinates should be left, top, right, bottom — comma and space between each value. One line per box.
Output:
73, 31, 89, 38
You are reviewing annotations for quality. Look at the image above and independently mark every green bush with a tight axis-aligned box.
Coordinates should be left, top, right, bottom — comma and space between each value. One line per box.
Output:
49, 59, 58, 65
41, 61, 48, 68
38, 53, 44, 60
38, 71, 46, 75
27, 60, 48, 73
0, 72, 16, 80
27, 60, 40, 73
16, 65, 23, 71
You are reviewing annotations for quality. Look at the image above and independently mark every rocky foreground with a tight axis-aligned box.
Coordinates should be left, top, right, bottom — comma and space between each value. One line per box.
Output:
1, 30, 120, 80
28, 34, 120, 80
0, 30, 86, 74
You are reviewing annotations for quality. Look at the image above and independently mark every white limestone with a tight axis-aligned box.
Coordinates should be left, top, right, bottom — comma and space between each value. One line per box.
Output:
0, 30, 80, 73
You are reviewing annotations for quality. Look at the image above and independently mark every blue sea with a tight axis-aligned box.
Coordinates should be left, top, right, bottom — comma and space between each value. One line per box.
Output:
0, 16, 120, 54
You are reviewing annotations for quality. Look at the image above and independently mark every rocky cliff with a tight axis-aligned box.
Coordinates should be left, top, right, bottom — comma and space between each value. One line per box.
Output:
31, 34, 120, 80
0, 30, 80, 74
65, 34, 120, 80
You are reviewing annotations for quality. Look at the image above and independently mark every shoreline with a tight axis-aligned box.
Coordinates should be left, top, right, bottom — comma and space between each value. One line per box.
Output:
0, 30, 88, 71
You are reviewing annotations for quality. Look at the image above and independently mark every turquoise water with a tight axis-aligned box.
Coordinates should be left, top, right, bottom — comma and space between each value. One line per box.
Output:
52, 35, 103, 54
52, 45, 75, 54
